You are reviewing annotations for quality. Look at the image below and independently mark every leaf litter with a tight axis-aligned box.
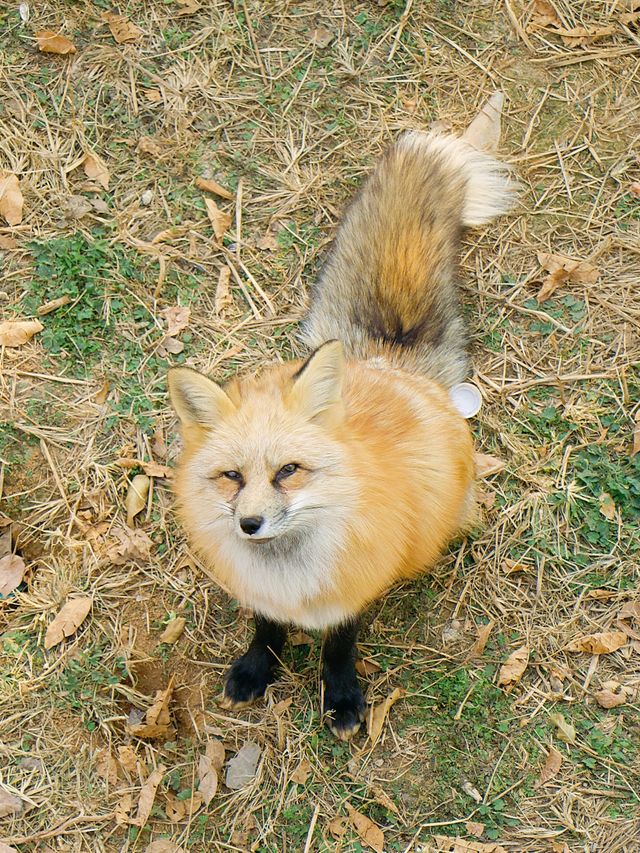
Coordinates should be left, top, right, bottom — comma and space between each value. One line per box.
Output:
126, 474, 150, 527
225, 741, 261, 790
0, 171, 24, 225
498, 645, 529, 688
35, 30, 76, 54
127, 674, 176, 739
44, 596, 92, 649
0, 554, 26, 597
0, 319, 43, 347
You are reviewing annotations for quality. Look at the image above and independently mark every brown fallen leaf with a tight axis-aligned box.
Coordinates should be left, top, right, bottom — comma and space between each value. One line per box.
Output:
475, 453, 506, 478
0, 554, 26, 597
146, 675, 175, 729
145, 841, 185, 853
204, 197, 231, 241
0, 234, 18, 249
106, 527, 153, 565
535, 746, 563, 787
328, 815, 349, 840
0, 319, 43, 347
630, 182, 640, 198
356, 657, 382, 677
137, 136, 163, 157
465, 821, 486, 838
272, 696, 293, 716
176, 0, 202, 15
44, 596, 92, 649
159, 617, 186, 644
290, 758, 312, 785
468, 619, 495, 659
0, 787, 24, 818
102, 11, 143, 44
311, 27, 334, 48
144, 88, 163, 103
433, 837, 507, 852
549, 712, 576, 744
462, 91, 505, 153
95, 747, 118, 786
537, 251, 598, 301
198, 740, 223, 805
594, 680, 632, 709
214, 266, 233, 315
160, 305, 191, 337
566, 631, 628, 655
632, 412, 640, 456
528, 0, 561, 30
369, 783, 400, 815
256, 230, 279, 251
82, 152, 109, 190
619, 600, 640, 621
117, 745, 139, 777
130, 766, 165, 827
367, 686, 405, 745
37, 294, 71, 316
195, 176, 234, 199
35, 30, 76, 55
346, 804, 384, 853
159, 336, 184, 356
290, 630, 314, 646
126, 474, 150, 527
115, 791, 133, 824
0, 171, 24, 225
502, 559, 528, 575
498, 645, 529, 688
599, 492, 616, 521
0, 843, 19, 853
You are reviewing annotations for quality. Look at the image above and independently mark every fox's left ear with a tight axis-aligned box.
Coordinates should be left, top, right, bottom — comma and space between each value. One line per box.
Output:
288, 340, 344, 424
168, 367, 235, 428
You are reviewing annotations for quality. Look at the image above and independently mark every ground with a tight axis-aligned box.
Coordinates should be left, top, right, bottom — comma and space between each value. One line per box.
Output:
1, 1, 639, 851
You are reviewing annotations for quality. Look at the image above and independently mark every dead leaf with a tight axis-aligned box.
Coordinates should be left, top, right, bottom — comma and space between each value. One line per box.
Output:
0, 234, 18, 249
356, 657, 382, 677
465, 821, 486, 838
102, 11, 143, 44
198, 743, 220, 805
367, 687, 405, 745
176, 0, 202, 15
159, 337, 184, 355
204, 197, 231, 241
35, 30, 76, 54
328, 816, 349, 840
594, 680, 632, 709
498, 645, 529, 688
128, 675, 175, 739
535, 746, 563, 787
130, 766, 165, 827
537, 252, 598, 301
126, 474, 150, 527
290, 758, 311, 785
141, 460, 173, 479
0, 171, 24, 225
213, 265, 232, 315
620, 600, 640, 621
0, 319, 43, 347
468, 619, 495, 659
462, 91, 505, 153
433, 838, 507, 853
115, 791, 133, 824
0, 844, 19, 853
598, 492, 616, 521
0, 787, 24, 817
117, 745, 139, 776
107, 527, 153, 565
95, 747, 118, 786
566, 631, 628, 654
311, 27, 334, 48
160, 305, 191, 337
93, 380, 110, 405
159, 617, 185, 644
137, 136, 163, 157
632, 412, 640, 456
63, 194, 93, 220
529, 0, 561, 30
630, 182, 640, 198
256, 230, 279, 251
0, 525, 11, 559
145, 841, 185, 853
549, 712, 576, 744
195, 176, 233, 199
290, 629, 314, 646
37, 294, 71, 316
461, 780, 482, 803
144, 88, 162, 103
550, 843, 570, 853
82, 152, 109, 190
475, 453, 506, 478
225, 741, 261, 789
272, 696, 293, 716
369, 783, 400, 815
346, 803, 384, 853
502, 559, 528, 575
0, 554, 26, 597
44, 596, 92, 649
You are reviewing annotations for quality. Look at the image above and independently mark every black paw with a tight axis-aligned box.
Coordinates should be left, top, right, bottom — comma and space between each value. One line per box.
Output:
322, 682, 366, 740
221, 650, 277, 709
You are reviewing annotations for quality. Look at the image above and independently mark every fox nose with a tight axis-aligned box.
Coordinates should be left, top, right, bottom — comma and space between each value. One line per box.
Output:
239, 516, 264, 536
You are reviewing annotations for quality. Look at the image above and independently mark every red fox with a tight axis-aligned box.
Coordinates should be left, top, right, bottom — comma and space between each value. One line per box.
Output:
168, 131, 516, 738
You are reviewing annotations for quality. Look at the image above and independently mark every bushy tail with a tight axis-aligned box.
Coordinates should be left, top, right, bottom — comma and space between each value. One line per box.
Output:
301, 131, 517, 387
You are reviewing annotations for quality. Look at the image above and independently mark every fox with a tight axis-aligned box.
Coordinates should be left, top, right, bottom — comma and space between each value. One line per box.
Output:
167, 130, 516, 739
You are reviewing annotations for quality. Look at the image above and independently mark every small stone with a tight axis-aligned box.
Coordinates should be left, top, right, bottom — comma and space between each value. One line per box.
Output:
140, 190, 153, 206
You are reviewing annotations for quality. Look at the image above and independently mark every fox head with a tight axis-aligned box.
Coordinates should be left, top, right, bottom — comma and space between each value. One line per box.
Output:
168, 341, 357, 550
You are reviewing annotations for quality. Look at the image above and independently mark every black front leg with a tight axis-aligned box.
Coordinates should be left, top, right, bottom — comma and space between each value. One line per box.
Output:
322, 618, 366, 740
221, 615, 287, 708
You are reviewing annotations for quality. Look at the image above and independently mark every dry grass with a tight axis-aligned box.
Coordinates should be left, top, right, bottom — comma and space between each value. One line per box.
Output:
1, 0, 639, 850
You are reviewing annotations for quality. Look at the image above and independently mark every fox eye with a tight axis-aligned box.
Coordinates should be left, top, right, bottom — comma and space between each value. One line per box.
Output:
222, 470, 242, 481
276, 463, 298, 480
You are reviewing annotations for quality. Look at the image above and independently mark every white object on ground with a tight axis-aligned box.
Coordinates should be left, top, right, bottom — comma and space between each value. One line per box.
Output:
450, 382, 482, 419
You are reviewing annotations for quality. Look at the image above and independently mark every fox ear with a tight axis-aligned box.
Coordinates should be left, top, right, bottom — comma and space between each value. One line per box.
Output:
289, 340, 344, 423
168, 367, 235, 428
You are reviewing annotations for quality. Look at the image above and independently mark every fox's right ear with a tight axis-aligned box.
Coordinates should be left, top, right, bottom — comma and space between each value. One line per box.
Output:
288, 340, 344, 424
168, 367, 235, 428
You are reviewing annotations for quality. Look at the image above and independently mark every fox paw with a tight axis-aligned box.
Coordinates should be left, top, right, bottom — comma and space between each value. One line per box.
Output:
323, 685, 366, 740
220, 653, 276, 709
